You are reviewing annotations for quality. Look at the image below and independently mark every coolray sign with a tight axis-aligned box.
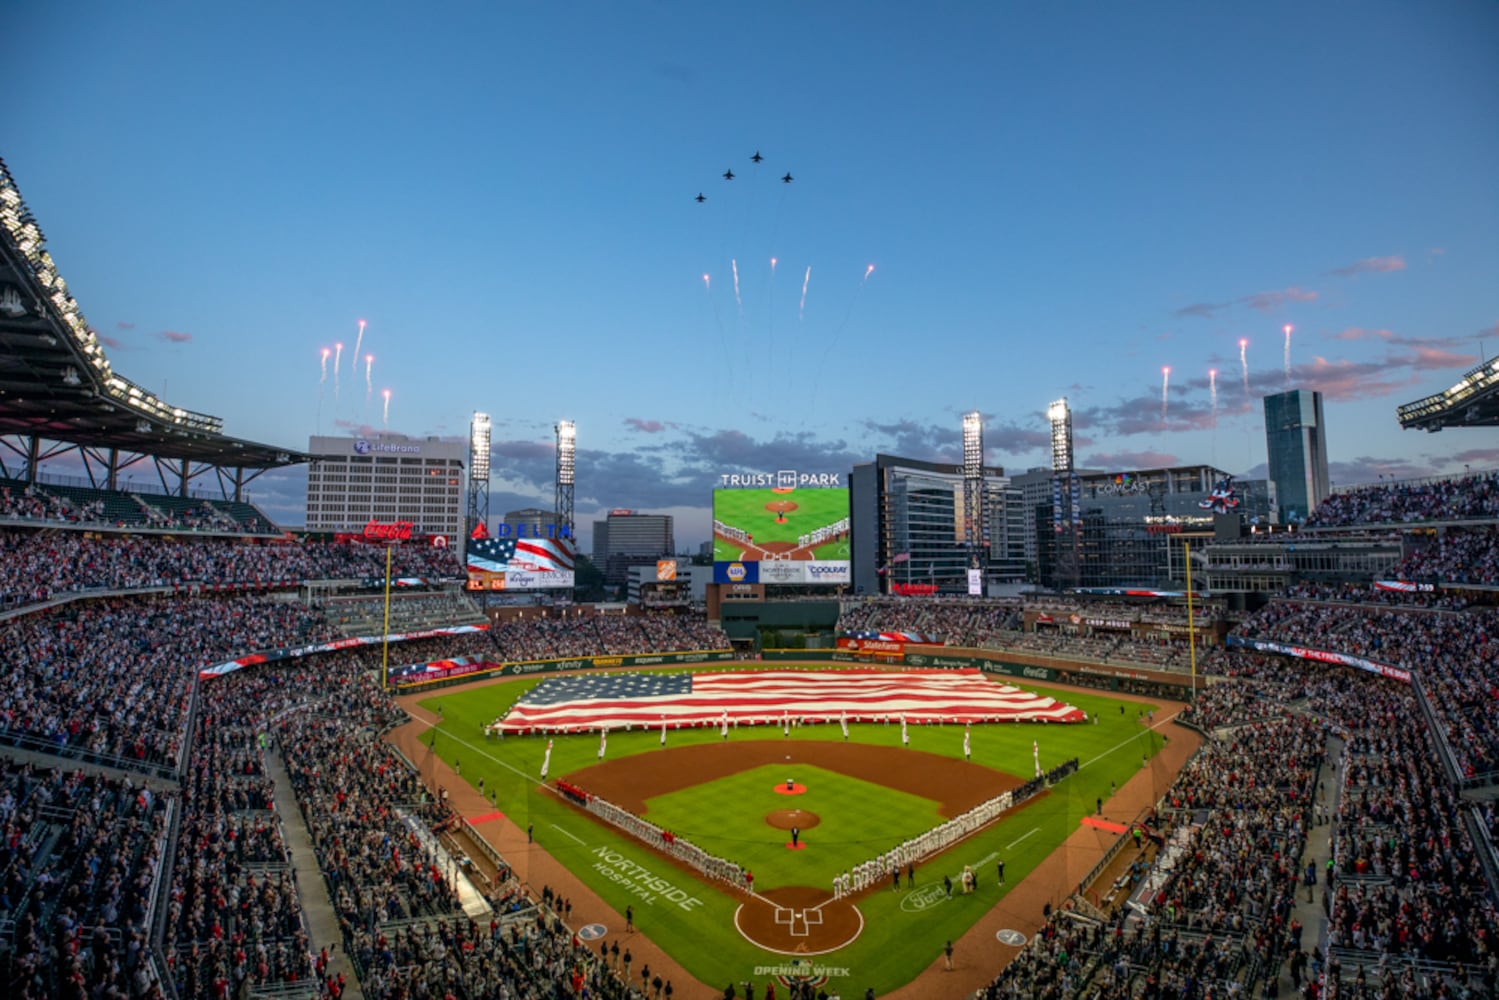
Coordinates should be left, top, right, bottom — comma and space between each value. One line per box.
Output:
717, 470, 842, 488
589, 847, 704, 911
354, 439, 421, 455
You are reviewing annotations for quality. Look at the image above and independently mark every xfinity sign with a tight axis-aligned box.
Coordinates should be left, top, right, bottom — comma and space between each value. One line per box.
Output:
718, 470, 841, 488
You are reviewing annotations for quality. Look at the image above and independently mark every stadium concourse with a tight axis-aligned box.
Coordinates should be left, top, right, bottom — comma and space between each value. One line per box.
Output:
0, 474, 1492, 999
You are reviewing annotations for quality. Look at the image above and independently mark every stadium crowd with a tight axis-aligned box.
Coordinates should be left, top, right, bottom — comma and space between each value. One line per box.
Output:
0, 527, 466, 609
1303, 472, 1499, 527
489, 614, 730, 661
1235, 600, 1499, 779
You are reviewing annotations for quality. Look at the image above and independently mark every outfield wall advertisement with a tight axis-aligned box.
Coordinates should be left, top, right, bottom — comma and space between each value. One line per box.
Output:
711, 482, 851, 585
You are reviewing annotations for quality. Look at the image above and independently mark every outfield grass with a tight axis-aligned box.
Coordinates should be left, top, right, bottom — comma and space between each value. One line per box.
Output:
712, 487, 848, 560
414, 670, 1168, 994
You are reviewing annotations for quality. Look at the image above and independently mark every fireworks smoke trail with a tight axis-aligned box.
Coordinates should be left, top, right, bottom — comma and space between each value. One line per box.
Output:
799, 266, 811, 321
382, 388, 391, 427
365, 354, 373, 396
731, 258, 742, 312
770, 256, 777, 275
319, 348, 330, 384
1161, 366, 1171, 422
1283, 324, 1293, 388
1209, 369, 1219, 426
351, 319, 365, 375
862, 263, 875, 284
333, 343, 343, 399
1239, 338, 1250, 399
702, 273, 710, 294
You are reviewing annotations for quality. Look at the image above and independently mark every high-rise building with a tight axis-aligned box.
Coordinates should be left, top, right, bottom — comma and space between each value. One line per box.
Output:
849, 454, 1025, 595
1263, 389, 1330, 523
590, 509, 674, 584
305, 434, 467, 543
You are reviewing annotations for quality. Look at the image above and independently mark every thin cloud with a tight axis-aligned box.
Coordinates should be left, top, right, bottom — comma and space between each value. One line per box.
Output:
115, 321, 135, 330
1084, 450, 1180, 469
1174, 286, 1318, 320
157, 330, 192, 344
624, 418, 674, 434
100, 335, 125, 349
1324, 255, 1406, 277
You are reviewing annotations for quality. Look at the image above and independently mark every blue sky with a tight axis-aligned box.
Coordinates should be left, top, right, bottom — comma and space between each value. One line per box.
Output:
7, 2, 1498, 549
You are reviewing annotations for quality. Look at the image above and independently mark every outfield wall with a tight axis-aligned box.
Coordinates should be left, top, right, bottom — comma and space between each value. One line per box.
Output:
760, 645, 1201, 695
391, 649, 736, 693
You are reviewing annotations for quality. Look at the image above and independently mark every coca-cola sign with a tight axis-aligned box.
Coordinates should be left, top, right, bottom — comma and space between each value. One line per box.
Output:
363, 519, 415, 542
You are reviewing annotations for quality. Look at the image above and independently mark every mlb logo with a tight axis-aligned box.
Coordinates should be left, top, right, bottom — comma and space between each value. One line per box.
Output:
775, 469, 797, 490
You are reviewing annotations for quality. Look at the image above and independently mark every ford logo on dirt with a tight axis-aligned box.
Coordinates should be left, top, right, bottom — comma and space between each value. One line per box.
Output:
900, 883, 951, 913
906, 655, 928, 666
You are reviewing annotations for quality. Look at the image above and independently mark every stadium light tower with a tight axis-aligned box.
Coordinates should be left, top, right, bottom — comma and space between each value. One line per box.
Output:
1048, 398, 1074, 474
961, 410, 986, 572
1048, 398, 1080, 591
467, 411, 491, 539
554, 419, 576, 537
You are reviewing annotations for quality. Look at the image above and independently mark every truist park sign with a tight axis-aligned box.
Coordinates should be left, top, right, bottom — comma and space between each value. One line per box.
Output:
718, 469, 842, 488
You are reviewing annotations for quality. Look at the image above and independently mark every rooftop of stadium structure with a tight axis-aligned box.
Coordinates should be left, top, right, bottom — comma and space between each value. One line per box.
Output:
1397, 355, 1499, 432
0, 157, 308, 481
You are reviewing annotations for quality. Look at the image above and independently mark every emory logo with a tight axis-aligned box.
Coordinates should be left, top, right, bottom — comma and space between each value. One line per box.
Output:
726, 562, 747, 582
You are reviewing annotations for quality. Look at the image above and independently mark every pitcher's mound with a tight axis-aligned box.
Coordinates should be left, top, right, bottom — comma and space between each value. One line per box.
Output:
766, 809, 820, 830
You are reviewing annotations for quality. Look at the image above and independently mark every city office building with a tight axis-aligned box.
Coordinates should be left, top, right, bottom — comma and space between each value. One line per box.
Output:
305, 434, 467, 543
591, 510, 675, 585
1033, 465, 1272, 589
1264, 389, 1330, 524
849, 454, 1026, 595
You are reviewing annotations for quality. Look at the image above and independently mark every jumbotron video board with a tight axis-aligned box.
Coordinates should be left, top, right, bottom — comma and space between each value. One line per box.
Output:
712, 473, 850, 585
466, 526, 576, 591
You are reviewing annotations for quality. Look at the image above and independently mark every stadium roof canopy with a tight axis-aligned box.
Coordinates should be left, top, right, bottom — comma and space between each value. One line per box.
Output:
1397, 356, 1499, 432
0, 158, 308, 496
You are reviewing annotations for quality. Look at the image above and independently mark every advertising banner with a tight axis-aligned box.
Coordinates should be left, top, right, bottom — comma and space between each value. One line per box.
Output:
467, 526, 575, 590
713, 561, 760, 584
967, 568, 983, 595
1226, 636, 1411, 683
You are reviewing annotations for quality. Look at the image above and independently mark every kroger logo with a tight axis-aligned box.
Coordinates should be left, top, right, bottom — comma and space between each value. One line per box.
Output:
354, 439, 371, 455
726, 563, 747, 582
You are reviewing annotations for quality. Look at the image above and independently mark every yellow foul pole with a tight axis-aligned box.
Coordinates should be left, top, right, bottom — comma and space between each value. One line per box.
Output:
1184, 540, 1197, 701
382, 543, 393, 692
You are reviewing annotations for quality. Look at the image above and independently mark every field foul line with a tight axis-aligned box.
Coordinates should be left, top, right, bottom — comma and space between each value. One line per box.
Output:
414, 719, 553, 788
1005, 828, 1040, 850
1080, 709, 1183, 771
550, 824, 586, 845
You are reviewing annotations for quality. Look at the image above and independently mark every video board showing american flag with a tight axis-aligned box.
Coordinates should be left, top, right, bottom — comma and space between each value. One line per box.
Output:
466, 527, 576, 590
493, 668, 1084, 733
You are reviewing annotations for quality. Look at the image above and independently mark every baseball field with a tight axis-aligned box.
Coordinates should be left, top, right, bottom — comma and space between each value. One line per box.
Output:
401, 664, 1172, 996
712, 487, 850, 562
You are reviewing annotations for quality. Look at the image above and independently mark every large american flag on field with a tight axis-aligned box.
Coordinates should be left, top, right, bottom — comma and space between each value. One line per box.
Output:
467, 535, 576, 574
492, 668, 1084, 733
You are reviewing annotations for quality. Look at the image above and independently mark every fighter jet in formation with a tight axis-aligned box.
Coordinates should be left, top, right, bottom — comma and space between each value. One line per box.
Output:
751, 151, 763, 163
723, 169, 735, 181
781, 172, 794, 183
695, 193, 706, 203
